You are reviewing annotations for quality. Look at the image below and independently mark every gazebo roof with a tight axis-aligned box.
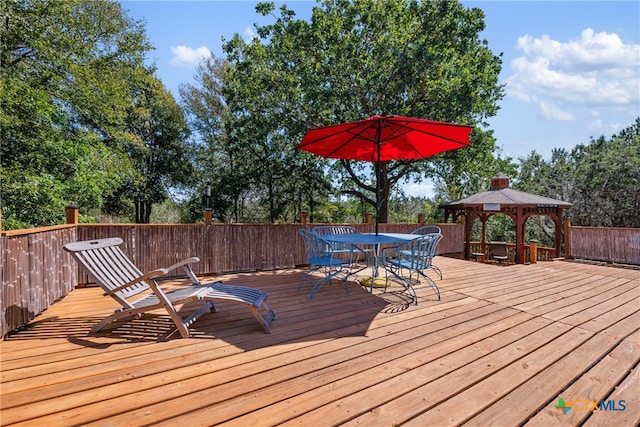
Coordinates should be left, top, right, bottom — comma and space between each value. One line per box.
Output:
441, 174, 573, 209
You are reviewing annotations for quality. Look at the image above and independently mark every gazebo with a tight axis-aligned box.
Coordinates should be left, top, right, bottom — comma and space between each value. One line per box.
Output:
440, 174, 573, 264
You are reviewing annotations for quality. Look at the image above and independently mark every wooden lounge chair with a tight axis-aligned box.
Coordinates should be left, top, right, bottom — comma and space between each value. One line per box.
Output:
63, 237, 277, 338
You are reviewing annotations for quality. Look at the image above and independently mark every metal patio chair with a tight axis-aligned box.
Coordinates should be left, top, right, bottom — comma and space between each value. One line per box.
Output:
382, 233, 443, 303
489, 241, 510, 265
409, 225, 443, 279
411, 225, 442, 235
312, 225, 373, 266
298, 229, 355, 299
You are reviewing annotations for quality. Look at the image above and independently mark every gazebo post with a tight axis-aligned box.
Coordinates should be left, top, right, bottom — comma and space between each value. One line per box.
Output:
554, 213, 563, 258
516, 207, 526, 264
461, 213, 470, 260
480, 213, 488, 259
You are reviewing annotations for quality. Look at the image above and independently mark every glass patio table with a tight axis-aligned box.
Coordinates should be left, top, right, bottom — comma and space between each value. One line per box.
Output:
322, 232, 419, 293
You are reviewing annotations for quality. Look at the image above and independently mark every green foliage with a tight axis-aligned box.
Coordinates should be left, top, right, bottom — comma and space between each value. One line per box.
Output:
217, 0, 505, 223
223, 25, 313, 223
149, 199, 184, 224
515, 118, 640, 228
1, 0, 153, 229
4, 0, 633, 231
119, 75, 192, 223
388, 194, 439, 224
180, 57, 257, 223
567, 123, 640, 227
524, 215, 556, 248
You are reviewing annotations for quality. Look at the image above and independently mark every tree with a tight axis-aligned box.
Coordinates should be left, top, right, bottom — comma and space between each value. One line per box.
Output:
568, 119, 640, 227
1, 0, 152, 228
180, 56, 252, 223
120, 76, 192, 223
222, 0, 505, 223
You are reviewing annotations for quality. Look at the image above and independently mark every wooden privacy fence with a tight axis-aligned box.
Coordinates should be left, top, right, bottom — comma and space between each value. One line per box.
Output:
567, 225, 640, 265
75, 223, 462, 281
1, 222, 462, 337
4, 221, 635, 337
1, 225, 79, 338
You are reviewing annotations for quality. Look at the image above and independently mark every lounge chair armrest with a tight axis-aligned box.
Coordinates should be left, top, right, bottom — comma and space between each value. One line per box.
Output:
104, 257, 201, 296
150, 257, 201, 278
103, 270, 160, 296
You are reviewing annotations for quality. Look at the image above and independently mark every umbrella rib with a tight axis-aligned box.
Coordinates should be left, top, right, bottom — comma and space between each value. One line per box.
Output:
323, 128, 376, 159
297, 121, 379, 147
299, 122, 380, 159
371, 123, 458, 160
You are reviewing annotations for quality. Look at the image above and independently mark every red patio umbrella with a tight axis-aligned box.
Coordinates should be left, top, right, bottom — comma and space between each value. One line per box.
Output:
296, 115, 473, 234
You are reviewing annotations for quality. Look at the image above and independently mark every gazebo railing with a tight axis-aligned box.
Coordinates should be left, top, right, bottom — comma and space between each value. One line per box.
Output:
469, 242, 556, 264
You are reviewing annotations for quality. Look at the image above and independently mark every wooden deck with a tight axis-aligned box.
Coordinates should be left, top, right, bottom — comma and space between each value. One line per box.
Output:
1, 257, 639, 426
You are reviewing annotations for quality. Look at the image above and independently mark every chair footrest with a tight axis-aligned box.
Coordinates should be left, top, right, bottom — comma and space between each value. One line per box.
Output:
206, 282, 269, 307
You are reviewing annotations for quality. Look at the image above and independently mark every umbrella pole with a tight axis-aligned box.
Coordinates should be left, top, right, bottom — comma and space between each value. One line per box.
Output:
375, 159, 380, 235
375, 122, 382, 236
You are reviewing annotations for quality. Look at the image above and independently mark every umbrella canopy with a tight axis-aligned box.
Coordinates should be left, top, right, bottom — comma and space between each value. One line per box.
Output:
297, 115, 472, 162
297, 115, 473, 233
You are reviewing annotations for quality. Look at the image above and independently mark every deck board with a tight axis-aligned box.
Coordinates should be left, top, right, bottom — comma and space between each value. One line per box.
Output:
522, 330, 640, 427
1, 257, 639, 426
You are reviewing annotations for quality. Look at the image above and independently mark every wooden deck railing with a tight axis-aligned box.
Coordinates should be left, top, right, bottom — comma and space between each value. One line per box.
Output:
2, 221, 637, 338
567, 225, 640, 265
1, 225, 79, 338
74, 223, 462, 279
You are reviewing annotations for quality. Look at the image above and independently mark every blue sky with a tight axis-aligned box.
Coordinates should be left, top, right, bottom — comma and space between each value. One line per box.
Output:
120, 0, 639, 196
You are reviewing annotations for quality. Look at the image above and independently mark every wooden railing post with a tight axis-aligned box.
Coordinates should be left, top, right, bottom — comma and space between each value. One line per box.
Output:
65, 205, 79, 224
365, 213, 373, 224
417, 213, 425, 224
301, 211, 307, 225
204, 208, 213, 225
530, 240, 538, 263
460, 213, 470, 260
564, 218, 572, 259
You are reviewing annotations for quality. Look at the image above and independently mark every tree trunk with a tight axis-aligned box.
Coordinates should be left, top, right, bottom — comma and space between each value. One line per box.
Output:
135, 201, 153, 224
378, 163, 390, 223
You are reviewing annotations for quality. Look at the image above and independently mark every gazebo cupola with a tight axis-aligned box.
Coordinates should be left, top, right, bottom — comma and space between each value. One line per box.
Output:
440, 174, 573, 264
490, 173, 509, 190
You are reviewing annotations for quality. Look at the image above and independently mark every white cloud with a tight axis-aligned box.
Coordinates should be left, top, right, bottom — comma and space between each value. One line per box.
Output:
506, 29, 640, 121
588, 117, 624, 136
169, 45, 212, 68
538, 101, 574, 121
403, 182, 435, 198
242, 26, 256, 43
